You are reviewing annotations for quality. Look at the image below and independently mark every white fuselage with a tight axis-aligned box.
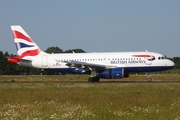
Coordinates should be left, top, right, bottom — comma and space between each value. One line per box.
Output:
20, 51, 174, 73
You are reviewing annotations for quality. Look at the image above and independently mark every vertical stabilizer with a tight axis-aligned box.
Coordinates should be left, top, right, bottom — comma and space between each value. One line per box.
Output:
11, 25, 41, 56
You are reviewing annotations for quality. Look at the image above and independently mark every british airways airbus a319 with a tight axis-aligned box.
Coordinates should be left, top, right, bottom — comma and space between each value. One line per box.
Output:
8, 26, 175, 82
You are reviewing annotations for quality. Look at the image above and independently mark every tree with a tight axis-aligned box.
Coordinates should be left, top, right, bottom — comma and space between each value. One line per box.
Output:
45, 46, 63, 53
171, 57, 180, 69
64, 49, 86, 53
0, 51, 4, 74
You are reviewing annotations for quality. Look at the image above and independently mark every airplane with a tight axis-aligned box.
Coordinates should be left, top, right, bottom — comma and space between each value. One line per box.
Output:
8, 25, 175, 82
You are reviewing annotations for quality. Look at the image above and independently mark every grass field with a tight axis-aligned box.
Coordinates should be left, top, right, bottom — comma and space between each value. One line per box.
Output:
0, 75, 180, 119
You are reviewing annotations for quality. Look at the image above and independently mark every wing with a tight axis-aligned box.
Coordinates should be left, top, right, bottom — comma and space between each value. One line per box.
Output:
63, 61, 125, 75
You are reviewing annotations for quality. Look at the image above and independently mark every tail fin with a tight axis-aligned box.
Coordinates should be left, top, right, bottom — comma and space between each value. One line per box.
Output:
11, 25, 41, 56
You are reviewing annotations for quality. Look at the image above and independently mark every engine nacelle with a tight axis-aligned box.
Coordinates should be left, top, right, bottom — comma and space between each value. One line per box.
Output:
97, 68, 129, 79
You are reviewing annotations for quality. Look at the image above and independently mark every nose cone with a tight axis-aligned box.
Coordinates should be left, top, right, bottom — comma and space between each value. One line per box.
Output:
168, 60, 175, 68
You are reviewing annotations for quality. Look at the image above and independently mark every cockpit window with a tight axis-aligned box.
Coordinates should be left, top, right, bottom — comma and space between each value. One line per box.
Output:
164, 55, 167, 59
158, 55, 167, 60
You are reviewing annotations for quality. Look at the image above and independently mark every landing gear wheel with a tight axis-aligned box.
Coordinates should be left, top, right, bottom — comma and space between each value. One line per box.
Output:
147, 78, 152, 82
146, 72, 152, 82
94, 77, 100, 82
88, 77, 94, 82
88, 77, 100, 82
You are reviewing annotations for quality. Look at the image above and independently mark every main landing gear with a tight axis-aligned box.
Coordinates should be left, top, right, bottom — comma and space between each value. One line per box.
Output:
88, 77, 100, 82
146, 72, 152, 82
88, 70, 100, 82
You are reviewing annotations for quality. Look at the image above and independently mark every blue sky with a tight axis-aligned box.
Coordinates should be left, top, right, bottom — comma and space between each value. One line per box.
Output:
0, 1, 180, 57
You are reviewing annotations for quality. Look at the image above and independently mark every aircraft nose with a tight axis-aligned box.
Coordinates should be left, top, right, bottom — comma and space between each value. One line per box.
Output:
172, 61, 175, 67
168, 60, 175, 68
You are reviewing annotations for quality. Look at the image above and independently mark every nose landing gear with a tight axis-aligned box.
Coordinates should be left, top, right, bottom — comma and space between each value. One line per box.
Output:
146, 72, 152, 82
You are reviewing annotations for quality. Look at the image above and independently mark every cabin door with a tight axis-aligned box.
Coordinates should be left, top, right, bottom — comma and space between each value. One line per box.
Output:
42, 55, 48, 67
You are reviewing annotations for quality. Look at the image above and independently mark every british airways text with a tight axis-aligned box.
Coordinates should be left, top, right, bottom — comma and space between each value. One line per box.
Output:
110, 60, 146, 64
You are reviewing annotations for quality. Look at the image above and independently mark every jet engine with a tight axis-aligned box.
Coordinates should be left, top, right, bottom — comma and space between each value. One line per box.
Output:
97, 68, 129, 79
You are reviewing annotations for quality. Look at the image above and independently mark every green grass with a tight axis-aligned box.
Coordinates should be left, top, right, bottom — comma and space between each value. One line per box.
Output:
0, 74, 180, 83
0, 75, 180, 119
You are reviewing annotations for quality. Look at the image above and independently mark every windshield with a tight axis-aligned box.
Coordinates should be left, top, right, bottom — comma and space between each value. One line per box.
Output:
163, 55, 168, 59
158, 55, 167, 60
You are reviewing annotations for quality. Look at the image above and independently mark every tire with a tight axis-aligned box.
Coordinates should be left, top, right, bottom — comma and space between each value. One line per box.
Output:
147, 78, 152, 82
94, 77, 100, 82
88, 77, 94, 82
88, 77, 100, 82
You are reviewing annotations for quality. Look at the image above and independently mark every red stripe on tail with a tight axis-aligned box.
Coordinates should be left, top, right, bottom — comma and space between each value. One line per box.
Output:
20, 49, 40, 56
12, 30, 33, 43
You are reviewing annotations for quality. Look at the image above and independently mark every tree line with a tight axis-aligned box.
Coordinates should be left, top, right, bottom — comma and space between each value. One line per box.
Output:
0, 47, 179, 75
